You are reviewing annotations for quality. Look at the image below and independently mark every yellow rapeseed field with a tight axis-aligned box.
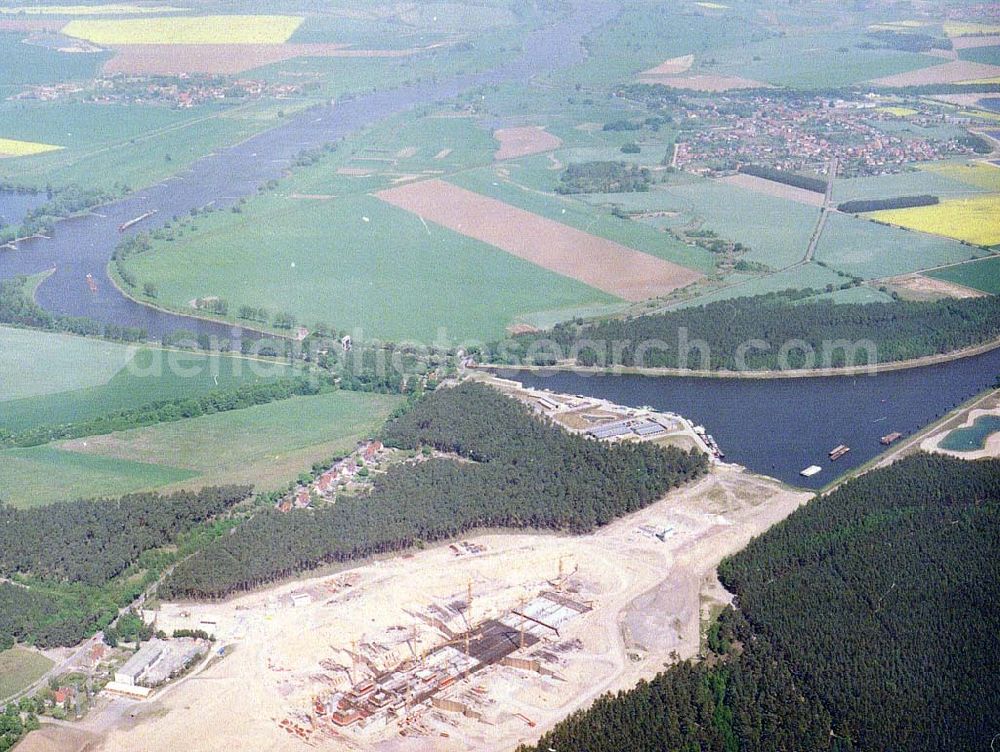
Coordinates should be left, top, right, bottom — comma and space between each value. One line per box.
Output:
919, 161, 1000, 192
943, 22, 1000, 37
0, 138, 63, 157
876, 106, 918, 117
61, 15, 303, 45
872, 195, 1000, 246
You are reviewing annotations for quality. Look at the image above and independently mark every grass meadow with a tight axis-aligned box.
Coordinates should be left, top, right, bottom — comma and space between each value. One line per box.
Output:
0, 32, 109, 92
1, 389, 400, 507
120, 191, 618, 343
0, 326, 137, 401
59, 390, 401, 490
0, 100, 297, 191
0, 445, 197, 508
0, 647, 54, 700
1, 345, 296, 434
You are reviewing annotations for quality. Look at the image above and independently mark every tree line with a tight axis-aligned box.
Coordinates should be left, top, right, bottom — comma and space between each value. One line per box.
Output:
837, 194, 938, 214
0, 185, 118, 244
521, 454, 999, 752
481, 290, 1000, 371
0, 276, 146, 342
0, 376, 332, 448
738, 164, 827, 193
160, 383, 707, 599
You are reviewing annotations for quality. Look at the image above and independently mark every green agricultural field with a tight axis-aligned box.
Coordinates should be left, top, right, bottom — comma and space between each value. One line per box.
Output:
0, 346, 295, 434
958, 45, 1000, 66
927, 256, 1000, 295
0, 33, 110, 92
547, 1, 756, 87
0, 99, 303, 191
0, 445, 197, 508
252, 25, 525, 99
616, 179, 820, 270
447, 168, 716, 273
673, 262, 847, 308
0, 646, 54, 701
800, 285, 895, 305
120, 192, 617, 343
705, 30, 939, 87
288, 112, 497, 194
832, 168, 989, 203
814, 212, 986, 279
918, 161, 1000, 192
58, 389, 401, 490
288, 14, 448, 48
0, 326, 136, 401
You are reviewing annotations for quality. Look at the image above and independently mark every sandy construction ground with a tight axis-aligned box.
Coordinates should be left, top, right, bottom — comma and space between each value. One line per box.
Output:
883, 272, 987, 300
37, 465, 808, 752
101, 42, 432, 75
870, 60, 1000, 87
640, 74, 767, 91
921, 407, 1000, 460
493, 126, 562, 160
375, 179, 703, 300
717, 172, 826, 207
638, 54, 694, 80
952, 34, 1000, 49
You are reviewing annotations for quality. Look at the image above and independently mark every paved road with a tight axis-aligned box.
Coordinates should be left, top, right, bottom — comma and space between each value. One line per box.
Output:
804, 157, 838, 263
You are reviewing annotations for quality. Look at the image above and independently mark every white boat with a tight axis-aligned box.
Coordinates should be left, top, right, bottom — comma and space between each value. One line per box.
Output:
800, 465, 822, 477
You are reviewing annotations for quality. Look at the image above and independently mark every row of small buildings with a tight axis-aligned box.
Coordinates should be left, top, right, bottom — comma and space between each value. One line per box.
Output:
277, 440, 384, 512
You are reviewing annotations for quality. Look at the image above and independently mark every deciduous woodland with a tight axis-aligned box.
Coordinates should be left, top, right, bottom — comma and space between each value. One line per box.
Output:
161, 383, 707, 599
520, 454, 1000, 752
483, 292, 1000, 370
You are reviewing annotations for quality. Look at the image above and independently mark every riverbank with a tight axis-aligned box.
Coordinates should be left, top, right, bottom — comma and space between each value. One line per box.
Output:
105, 261, 299, 343
477, 334, 1000, 380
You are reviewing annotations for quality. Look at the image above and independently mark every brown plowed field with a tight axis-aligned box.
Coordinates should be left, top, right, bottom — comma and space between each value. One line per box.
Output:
718, 172, 826, 207
638, 54, 694, 78
376, 179, 703, 300
952, 34, 1000, 49
0, 19, 64, 31
493, 126, 562, 160
102, 42, 426, 74
870, 59, 1000, 86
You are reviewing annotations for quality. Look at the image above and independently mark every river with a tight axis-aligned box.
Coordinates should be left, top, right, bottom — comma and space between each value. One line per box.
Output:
507, 346, 1000, 488
0, 0, 620, 340
1, 1, 997, 482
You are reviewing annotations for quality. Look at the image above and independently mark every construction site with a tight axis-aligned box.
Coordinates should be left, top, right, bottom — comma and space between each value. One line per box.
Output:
287, 581, 593, 743
52, 384, 811, 752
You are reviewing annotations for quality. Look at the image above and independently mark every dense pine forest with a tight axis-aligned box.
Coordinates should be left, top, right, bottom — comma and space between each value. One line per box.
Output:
720, 453, 1000, 752
522, 608, 835, 752
161, 383, 707, 599
482, 292, 1000, 370
0, 486, 251, 647
521, 455, 1000, 752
